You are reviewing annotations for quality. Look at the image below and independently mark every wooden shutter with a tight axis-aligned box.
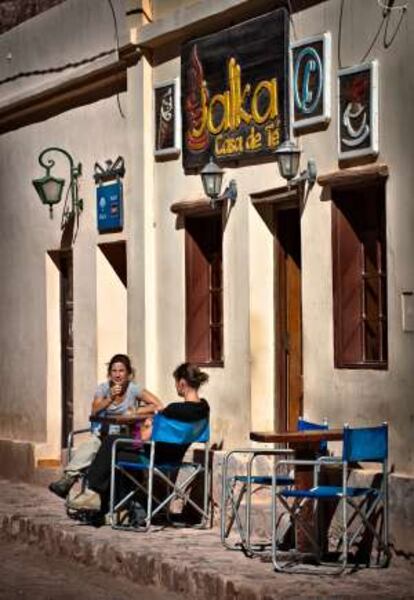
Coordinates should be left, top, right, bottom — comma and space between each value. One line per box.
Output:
185, 215, 223, 364
186, 220, 210, 363
332, 199, 363, 366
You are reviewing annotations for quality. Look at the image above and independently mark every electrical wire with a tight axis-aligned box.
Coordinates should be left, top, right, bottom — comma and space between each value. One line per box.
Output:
377, 0, 408, 11
106, 0, 125, 119
360, 15, 386, 63
337, 0, 408, 69
337, 0, 345, 69
0, 49, 116, 87
287, 0, 298, 41
0, 0, 131, 121
383, 2, 407, 48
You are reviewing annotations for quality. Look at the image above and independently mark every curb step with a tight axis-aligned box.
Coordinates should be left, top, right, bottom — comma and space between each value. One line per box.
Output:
0, 513, 264, 600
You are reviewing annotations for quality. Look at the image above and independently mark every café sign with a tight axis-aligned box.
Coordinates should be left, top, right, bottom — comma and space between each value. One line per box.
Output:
181, 9, 290, 173
291, 32, 331, 130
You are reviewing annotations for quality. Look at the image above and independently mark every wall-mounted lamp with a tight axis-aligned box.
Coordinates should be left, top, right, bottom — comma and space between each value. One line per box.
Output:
274, 139, 317, 190
200, 158, 237, 210
32, 147, 83, 225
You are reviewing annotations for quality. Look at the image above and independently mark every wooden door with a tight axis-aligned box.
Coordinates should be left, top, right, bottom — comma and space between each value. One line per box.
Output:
60, 251, 73, 448
275, 208, 303, 431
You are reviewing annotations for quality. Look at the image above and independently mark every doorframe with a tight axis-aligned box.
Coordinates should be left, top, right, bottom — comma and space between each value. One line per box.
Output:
250, 186, 302, 432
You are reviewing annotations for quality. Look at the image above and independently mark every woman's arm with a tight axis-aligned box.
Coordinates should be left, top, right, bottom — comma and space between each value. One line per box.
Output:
91, 394, 112, 416
91, 384, 121, 416
139, 388, 164, 411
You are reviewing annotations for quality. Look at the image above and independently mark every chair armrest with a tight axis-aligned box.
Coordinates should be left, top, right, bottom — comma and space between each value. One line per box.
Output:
112, 437, 152, 452
222, 447, 295, 485
317, 456, 343, 464
275, 458, 347, 489
67, 427, 92, 449
223, 447, 293, 467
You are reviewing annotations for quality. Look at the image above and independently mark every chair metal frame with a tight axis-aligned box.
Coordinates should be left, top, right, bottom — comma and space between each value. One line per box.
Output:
220, 447, 294, 555
109, 415, 210, 531
65, 426, 96, 519
220, 418, 328, 556
272, 423, 390, 574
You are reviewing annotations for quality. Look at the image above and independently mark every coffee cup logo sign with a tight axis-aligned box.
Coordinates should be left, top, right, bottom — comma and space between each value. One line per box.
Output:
182, 8, 289, 172
154, 78, 181, 158
341, 78, 370, 148
291, 33, 331, 130
338, 61, 379, 159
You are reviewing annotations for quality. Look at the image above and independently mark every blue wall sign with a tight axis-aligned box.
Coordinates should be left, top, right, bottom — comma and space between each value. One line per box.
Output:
96, 181, 123, 233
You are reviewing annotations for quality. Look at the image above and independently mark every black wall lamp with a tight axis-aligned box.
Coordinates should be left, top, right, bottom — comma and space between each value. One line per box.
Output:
200, 158, 238, 210
274, 139, 317, 192
32, 146, 83, 226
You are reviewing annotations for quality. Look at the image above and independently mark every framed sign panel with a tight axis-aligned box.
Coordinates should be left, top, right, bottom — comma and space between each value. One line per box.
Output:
96, 181, 123, 233
154, 78, 181, 158
338, 61, 379, 160
291, 32, 331, 130
181, 8, 290, 173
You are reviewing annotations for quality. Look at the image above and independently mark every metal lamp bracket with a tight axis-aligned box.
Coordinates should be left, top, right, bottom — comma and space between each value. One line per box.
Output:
210, 179, 238, 210
94, 156, 125, 185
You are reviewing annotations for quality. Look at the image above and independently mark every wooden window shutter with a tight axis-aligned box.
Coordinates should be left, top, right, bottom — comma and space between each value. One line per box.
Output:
185, 214, 223, 365
186, 222, 211, 363
332, 200, 363, 365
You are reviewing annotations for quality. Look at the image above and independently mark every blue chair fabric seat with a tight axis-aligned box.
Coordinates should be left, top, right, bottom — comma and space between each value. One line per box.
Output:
280, 485, 378, 499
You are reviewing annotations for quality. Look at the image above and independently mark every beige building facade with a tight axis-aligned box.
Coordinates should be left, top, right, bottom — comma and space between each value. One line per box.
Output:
0, 0, 413, 552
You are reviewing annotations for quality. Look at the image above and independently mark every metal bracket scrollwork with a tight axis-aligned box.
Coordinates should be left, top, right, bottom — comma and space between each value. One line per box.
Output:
93, 156, 125, 185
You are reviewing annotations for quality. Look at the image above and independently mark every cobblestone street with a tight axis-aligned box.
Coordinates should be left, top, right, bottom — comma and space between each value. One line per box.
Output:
0, 535, 182, 600
0, 479, 413, 600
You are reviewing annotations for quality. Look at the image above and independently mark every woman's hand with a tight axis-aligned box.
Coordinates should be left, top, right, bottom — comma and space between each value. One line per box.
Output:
111, 383, 123, 398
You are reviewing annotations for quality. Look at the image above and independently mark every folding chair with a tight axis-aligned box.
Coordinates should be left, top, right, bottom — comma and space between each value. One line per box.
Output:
109, 414, 210, 531
272, 423, 390, 574
220, 418, 328, 556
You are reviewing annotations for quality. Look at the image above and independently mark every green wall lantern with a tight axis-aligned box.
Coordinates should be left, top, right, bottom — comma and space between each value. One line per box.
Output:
32, 147, 83, 225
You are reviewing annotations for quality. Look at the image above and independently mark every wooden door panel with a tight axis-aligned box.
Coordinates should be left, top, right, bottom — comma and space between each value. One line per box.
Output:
276, 208, 302, 432
286, 251, 302, 431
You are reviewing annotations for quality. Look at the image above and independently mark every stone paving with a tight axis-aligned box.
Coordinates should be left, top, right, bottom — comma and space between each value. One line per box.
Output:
0, 479, 413, 600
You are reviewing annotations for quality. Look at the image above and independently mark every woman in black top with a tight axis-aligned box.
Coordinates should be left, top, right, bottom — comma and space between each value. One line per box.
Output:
70, 363, 209, 513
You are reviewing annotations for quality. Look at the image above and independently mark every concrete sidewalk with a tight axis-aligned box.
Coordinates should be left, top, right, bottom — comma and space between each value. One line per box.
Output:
0, 479, 413, 600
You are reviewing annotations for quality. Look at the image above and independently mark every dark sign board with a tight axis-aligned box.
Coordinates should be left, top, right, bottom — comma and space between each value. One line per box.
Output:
97, 181, 123, 233
154, 78, 181, 158
291, 33, 331, 130
181, 8, 289, 173
338, 61, 379, 159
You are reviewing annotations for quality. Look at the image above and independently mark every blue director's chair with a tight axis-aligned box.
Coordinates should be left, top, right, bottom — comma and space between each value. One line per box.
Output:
109, 414, 210, 531
272, 423, 390, 574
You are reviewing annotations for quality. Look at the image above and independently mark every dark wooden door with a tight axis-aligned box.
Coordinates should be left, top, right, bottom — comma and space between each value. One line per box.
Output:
275, 208, 303, 431
60, 251, 73, 448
